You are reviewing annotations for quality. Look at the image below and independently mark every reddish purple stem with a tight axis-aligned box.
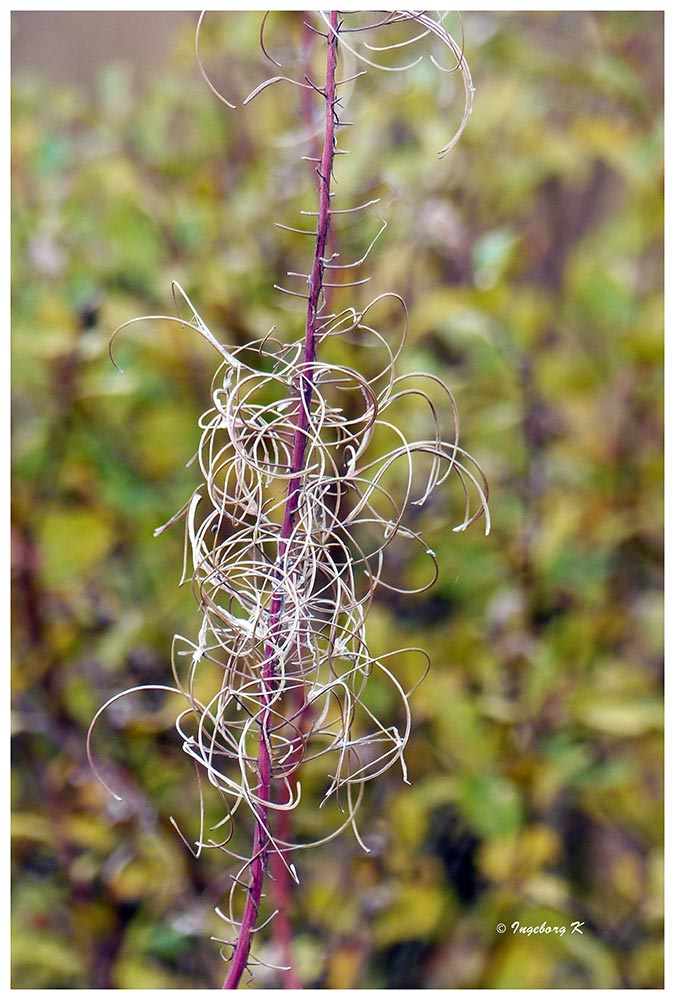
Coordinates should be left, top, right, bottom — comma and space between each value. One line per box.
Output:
223, 12, 340, 990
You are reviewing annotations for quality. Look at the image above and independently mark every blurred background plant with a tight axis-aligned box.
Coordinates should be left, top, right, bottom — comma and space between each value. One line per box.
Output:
11, 10, 663, 990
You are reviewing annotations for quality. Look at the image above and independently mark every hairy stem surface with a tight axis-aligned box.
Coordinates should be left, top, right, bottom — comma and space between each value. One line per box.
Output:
223, 12, 340, 989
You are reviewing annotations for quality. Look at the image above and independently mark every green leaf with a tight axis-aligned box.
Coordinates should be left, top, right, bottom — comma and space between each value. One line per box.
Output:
456, 772, 524, 839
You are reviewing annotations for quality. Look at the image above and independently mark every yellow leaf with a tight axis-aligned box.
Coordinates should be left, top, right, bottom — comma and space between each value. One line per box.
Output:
575, 698, 662, 736
375, 882, 450, 947
479, 825, 560, 884
37, 507, 114, 588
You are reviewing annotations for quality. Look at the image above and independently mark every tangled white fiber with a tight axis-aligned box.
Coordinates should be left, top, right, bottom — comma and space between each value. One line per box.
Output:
89, 10, 489, 982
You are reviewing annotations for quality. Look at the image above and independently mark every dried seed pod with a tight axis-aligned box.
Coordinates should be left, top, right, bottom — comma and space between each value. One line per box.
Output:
90, 11, 488, 988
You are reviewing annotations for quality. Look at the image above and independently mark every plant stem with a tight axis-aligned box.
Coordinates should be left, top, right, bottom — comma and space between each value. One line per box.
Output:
223, 12, 340, 989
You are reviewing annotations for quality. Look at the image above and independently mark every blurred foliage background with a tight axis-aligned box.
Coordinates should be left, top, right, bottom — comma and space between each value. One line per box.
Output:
11, 10, 663, 990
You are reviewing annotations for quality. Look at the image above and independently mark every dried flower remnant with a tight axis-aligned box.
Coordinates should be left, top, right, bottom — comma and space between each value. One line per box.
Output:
89, 10, 488, 989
